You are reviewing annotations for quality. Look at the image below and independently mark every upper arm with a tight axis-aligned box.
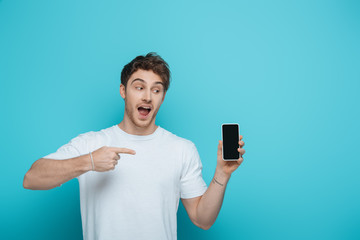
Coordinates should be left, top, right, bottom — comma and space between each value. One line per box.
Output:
179, 142, 207, 199
181, 195, 202, 227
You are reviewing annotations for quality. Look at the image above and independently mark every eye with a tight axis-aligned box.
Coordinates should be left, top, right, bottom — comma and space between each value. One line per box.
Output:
153, 89, 160, 93
136, 86, 143, 90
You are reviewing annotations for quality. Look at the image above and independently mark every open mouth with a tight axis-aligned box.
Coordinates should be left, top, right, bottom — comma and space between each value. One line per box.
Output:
138, 106, 152, 117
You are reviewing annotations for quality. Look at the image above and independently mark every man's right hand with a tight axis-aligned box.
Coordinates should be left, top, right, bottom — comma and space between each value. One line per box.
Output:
91, 146, 136, 172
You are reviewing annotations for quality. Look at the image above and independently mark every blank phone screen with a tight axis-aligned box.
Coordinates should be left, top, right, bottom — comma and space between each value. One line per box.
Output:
222, 124, 239, 160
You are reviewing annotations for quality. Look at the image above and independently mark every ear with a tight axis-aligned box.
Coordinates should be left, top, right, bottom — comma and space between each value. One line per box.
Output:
120, 84, 126, 99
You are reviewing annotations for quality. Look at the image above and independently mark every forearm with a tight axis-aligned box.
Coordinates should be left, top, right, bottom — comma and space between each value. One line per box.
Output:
23, 154, 92, 190
196, 169, 231, 229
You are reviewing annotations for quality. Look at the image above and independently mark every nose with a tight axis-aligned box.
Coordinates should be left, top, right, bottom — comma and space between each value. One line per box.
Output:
142, 89, 152, 102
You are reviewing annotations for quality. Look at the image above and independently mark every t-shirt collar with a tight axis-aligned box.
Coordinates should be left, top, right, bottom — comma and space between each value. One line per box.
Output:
114, 124, 162, 141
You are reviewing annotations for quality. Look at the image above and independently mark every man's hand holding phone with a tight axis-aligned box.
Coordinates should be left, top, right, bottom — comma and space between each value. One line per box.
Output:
90, 146, 136, 172
216, 124, 245, 177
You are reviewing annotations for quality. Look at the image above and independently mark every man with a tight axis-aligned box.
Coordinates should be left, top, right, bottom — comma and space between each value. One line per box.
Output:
23, 52, 246, 240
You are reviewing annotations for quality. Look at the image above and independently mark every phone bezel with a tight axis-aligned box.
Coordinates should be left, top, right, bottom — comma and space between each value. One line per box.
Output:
221, 123, 240, 161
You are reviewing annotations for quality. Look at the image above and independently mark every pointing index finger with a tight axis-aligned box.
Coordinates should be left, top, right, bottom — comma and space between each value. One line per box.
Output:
109, 147, 136, 155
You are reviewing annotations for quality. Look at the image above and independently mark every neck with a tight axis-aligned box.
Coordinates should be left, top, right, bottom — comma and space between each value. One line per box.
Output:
118, 115, 158, 136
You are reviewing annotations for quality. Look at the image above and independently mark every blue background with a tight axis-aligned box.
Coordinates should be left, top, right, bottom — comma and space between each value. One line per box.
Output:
1, 0, 359, 239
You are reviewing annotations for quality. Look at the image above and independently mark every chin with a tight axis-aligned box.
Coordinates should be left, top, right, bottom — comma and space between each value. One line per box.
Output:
133, 116, 154, 128
134, 121, 151, 128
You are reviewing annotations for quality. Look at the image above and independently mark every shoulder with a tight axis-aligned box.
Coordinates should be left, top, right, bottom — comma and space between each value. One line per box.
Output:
160, 127, 197, 152
69, 125, 116, 147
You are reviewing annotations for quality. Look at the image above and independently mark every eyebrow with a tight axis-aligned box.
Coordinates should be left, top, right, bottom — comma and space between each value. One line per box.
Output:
131, 78, 164, 87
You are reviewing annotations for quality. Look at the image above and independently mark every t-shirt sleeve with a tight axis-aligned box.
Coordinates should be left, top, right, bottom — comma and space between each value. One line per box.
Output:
180, 142, 208, 199
43, 136, 83, 160
42, 135, 84, 180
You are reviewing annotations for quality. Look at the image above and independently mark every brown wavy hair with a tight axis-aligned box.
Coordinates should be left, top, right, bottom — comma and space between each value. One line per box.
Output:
121, 52, 171, 91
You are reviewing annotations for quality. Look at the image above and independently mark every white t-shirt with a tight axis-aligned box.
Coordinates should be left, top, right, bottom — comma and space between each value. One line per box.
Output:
43, 124, 208, 240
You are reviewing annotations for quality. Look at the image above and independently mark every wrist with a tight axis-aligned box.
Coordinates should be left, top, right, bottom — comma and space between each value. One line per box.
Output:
214, 168, 231, 183
215, 167, 231, 177
76, 154, 93, 173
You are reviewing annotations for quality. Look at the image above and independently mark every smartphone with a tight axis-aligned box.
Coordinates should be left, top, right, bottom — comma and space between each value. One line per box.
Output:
222, 123, 240, 161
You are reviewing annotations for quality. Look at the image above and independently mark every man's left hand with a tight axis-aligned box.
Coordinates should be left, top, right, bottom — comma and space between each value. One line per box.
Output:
216, 135, 246, 177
